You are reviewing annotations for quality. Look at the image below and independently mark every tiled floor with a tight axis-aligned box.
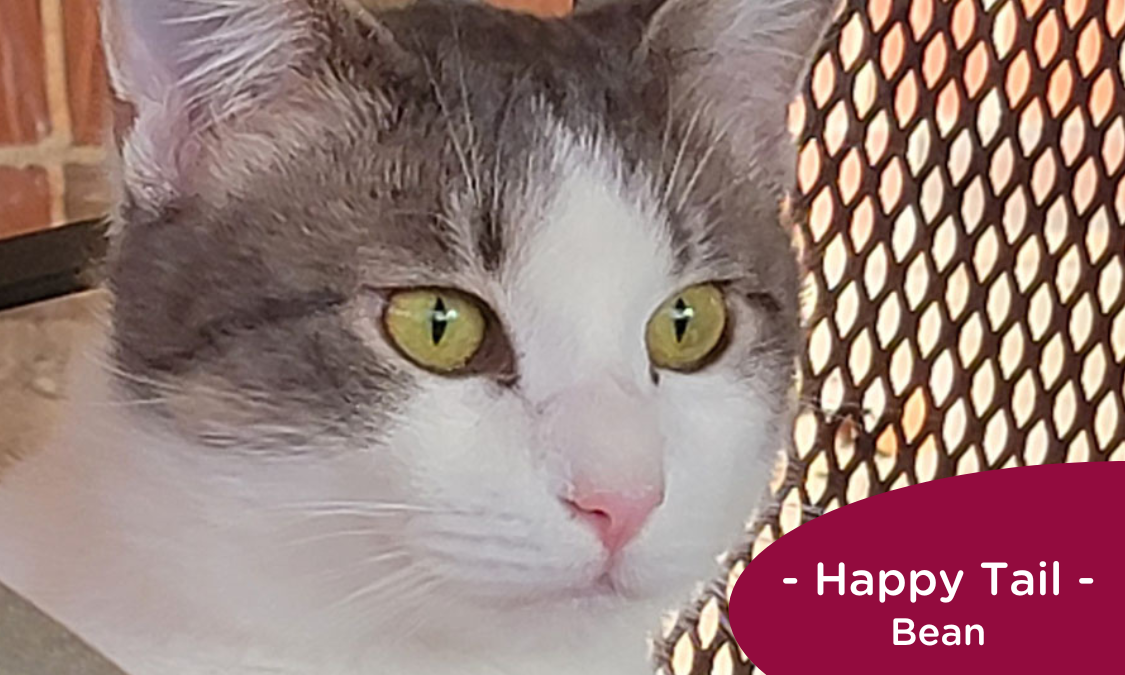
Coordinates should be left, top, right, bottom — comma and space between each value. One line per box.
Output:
0, 290, 105, 469
0, 292, 117, 673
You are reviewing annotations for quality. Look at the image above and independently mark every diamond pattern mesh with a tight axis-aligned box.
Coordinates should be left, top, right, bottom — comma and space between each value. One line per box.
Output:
653, 0, 1125, 672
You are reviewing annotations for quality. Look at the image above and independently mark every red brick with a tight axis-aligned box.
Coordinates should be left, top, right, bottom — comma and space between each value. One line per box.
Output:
0, 167, 52, 239
64, 0, 109, 146
0, 0, 51, 144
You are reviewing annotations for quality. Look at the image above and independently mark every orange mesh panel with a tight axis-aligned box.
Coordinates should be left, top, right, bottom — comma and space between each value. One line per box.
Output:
654, 0, 1125, 672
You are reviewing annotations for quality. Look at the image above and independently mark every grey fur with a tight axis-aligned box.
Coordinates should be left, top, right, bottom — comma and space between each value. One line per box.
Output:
109, 0, 828, 449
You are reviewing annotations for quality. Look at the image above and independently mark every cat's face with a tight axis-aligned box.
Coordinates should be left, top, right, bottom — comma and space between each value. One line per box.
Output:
102, 0, 829, 642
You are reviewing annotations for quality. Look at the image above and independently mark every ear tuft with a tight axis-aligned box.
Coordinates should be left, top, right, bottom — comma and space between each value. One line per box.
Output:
644, 0, 838, 193
101, 0, 328, 202
103, 0, 318, 122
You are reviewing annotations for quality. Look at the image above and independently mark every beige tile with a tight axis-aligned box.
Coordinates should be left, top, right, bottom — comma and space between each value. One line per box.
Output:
0, 290, 106, 470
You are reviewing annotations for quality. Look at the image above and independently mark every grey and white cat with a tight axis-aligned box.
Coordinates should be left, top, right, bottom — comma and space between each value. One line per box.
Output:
0, 0, 831, 673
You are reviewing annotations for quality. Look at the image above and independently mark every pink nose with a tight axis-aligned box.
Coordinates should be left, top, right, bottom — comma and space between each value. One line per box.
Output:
565, 486, 664, 554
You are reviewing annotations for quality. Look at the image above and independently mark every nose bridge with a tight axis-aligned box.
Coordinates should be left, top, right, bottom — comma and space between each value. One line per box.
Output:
507, 264, 658, 404
544, 379, 665, 495
520, 333, 653, 408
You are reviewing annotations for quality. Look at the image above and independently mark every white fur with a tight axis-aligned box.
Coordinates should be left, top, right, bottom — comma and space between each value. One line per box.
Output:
0, 125, 782, 675
0, 0, 830, 668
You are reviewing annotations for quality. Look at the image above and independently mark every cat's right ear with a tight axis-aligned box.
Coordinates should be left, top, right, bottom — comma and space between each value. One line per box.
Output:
640, 0, 838, 195
101, 0, 404, 206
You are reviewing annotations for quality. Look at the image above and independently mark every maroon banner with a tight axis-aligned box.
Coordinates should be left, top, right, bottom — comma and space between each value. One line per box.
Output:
728, 462, 1125, 673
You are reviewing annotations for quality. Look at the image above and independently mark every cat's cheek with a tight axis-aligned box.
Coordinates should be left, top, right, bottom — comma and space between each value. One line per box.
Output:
376, 378, 608, 588
645, 370, 780, 564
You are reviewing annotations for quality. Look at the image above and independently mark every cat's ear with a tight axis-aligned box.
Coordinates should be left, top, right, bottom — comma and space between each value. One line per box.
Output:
101, 0, 323, 124
642, 0, 837, 193
101, 0, 387, 203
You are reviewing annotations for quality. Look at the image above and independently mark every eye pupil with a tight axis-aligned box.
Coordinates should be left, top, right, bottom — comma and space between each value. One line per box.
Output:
672, 297, 693, 343
646, 283, 726, 372
431, 297, 451, 345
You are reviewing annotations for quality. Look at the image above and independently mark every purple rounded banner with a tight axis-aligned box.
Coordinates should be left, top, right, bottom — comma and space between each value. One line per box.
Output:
729, 462, 1125, 673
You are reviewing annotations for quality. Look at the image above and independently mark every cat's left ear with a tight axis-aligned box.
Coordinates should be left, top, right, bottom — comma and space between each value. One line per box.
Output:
641, 0, 838, 194
101, 0, 402, 205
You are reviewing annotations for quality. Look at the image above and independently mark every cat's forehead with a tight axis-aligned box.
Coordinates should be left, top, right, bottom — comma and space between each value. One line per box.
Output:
111, 1, 799, 377
139, 88, 791, 330
495, 121, 678, 387
327, 99, 733, 297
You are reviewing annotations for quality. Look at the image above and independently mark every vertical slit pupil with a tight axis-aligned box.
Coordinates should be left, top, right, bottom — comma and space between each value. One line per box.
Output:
672, 298, 692, 343
431, 297, 450, 345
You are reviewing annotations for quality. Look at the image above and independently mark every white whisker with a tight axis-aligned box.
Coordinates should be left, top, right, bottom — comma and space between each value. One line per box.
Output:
422, 57, 479, 201
676, 115, 737, 214
330, 564, 435, 611
301, 550, 412, 585
270, 501, 447, 515
663, 103, 706, 209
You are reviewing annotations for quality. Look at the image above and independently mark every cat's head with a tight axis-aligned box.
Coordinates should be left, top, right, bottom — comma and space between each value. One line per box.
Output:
101, 0, 831, 647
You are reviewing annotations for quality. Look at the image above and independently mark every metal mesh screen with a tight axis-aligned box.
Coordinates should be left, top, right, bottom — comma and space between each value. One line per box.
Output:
653, 0, 1125, 672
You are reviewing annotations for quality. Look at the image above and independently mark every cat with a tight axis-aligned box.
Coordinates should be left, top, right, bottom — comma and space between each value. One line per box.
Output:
0, 0, 832, 673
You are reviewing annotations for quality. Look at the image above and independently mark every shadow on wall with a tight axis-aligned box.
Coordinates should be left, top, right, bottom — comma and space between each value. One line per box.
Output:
0, 579, 128, 675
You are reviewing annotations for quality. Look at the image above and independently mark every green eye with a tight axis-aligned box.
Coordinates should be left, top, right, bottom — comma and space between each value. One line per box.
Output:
646, 283, 728, 371
384, 290, 487, 372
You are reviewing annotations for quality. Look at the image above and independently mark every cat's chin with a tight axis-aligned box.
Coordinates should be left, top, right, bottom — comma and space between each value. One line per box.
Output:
483, 573, 642, 611
440, 566, 703, 638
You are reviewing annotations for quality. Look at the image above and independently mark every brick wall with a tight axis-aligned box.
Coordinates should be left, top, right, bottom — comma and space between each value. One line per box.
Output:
0, 0, 110, 241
